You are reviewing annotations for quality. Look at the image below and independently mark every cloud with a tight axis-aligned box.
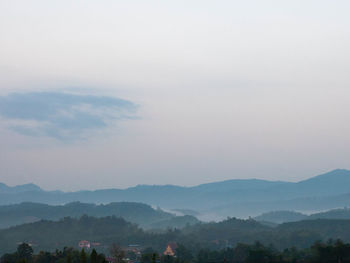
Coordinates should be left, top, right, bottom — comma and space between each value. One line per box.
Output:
0, 91, 137, 140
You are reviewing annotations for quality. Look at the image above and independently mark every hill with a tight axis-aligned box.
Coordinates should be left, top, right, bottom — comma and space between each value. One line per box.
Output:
0, 216, 150, 254
309, 208, 350, 220
0, 202, 198, 230
296, 169, 350, 195
1, 169, 350, 219
147, 215, 200, 230
254, 211, 308, 224
255, 207, 350, 224
274, 219, 350, 248
182, 217, 350, 250
0, 183, 42, 194
3, 215, 350, 255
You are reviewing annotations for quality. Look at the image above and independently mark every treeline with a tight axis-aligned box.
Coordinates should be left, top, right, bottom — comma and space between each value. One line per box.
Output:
255, 208, 350, 225
0, 243, 106, 263
3, 240, 350, 263
0, 216, 146, 254
0, 216, 186, 254
4, 216, 350, 254
143, 240, 350, 263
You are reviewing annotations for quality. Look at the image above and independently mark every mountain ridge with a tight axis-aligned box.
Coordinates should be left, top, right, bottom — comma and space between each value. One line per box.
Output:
3, 169, 349, 194
0, 183, 42, 193
0, 201, 200, 230
1, 169, 350, 219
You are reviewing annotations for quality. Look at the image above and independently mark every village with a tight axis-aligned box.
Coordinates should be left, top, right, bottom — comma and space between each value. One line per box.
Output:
78, 241, 178, 263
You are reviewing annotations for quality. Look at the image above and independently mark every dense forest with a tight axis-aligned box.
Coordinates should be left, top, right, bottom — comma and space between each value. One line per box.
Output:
3, 240, 350, 263
0, 216, 161, 254
3, 215, 350, 255
0, 202, 199, 230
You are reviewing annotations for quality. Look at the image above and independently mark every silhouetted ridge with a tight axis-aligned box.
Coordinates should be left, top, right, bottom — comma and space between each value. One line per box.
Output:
1, 169, 350, 220
0, 201, 200, 230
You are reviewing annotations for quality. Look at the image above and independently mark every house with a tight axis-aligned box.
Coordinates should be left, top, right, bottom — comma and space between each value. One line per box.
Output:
105, 257, 115, 263
78, 240, 90, 249
163, 242, 178, 256
91, 242, 101, 247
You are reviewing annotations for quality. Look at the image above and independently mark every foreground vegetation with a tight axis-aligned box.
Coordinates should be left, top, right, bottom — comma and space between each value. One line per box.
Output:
3, 240, 350, 263
3, 215, 350, 255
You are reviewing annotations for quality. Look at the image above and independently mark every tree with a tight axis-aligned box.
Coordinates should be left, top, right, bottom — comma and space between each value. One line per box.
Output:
97, 253, 107, 263
80, 249, 87, 263
110, 244, 125, 263
17, 243, 33, 261
141, 248, 158, 263
175, 244, 193, 263
152, 253, 157, 263
0, 253, 18, 263
35, 251, 55, 263
161, 255, 174, 263
90, 249, 98, 263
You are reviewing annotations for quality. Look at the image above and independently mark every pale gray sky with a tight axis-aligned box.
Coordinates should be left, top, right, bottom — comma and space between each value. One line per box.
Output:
0, 0, 350, 190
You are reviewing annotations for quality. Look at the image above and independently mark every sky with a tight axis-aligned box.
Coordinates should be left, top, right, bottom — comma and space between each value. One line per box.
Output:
0, 0, 350, 191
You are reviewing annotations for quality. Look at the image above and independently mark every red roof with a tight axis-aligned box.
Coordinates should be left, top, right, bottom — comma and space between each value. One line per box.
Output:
167, 242, 178, 251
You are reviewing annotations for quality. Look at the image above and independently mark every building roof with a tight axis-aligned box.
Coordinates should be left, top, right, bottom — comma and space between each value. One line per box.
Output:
167, 242, 178, 251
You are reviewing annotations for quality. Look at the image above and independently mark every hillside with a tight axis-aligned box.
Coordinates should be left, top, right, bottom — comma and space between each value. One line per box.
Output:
275, 219, 350, 247
0, 183, 42, 194
1, 169, 350, 219
3, 216, 350, 255
182, 218, 350, 250
0, 202, 199, 229
309, 208, 350, 220
254, 211, 308, 224
0, 216, 150, 254
148, 215, 200, 230
255, 207, 350, 224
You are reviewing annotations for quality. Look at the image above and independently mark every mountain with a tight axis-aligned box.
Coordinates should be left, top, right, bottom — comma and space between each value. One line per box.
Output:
309, 208, 350, 220
293, 169, 350, 196
254, 211, 308, 224
191, 179, 287, 192
3, 215, 350, 254
196, 169, 350, 218
277, 219, 350, 242
171, 209, 200, 216
212, 192, 350, 219
182, 217, 350, 250
1, 169, 350, 219
147, 215, 200, 230
0, 202, 200, 230
0, 183, 42, 194
254, 207, 350, 224
0, 216, 152, 255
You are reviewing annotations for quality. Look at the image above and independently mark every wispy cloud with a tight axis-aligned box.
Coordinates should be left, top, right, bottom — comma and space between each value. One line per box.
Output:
0, 91, 138, 140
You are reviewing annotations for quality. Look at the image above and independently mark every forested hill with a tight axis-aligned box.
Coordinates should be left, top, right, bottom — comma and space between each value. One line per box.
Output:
255, 208, 350, 224
1, 169, 350, 219
2, 215, 350, 255
254, 211, 309, 224
0, 202, 199, 230
0, 216, 149, 254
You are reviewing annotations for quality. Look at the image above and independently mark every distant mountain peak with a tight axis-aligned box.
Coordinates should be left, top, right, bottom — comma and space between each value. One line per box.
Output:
326, 169, 350, 175
299, 169, 350, 184
0, 183, 42, 193
0, 183, 8, 188
319, 169, 350, 176
14, 183, 42, 191
318, 168, 349, 176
